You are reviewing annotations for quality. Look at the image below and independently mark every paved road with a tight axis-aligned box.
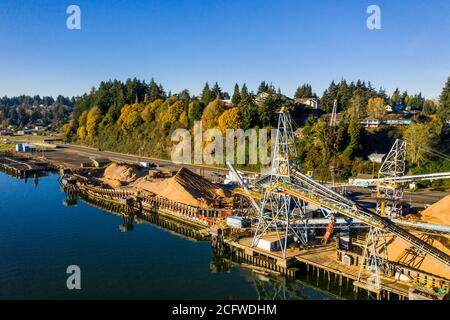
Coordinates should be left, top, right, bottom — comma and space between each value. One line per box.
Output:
56, 143, 236, 179
347, 186, 449, 212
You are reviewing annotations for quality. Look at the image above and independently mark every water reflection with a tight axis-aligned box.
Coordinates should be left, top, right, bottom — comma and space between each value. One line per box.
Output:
0, 169, 361, 300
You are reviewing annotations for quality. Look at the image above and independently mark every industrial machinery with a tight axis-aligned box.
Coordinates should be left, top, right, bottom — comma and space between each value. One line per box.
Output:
226, 107, 450, 288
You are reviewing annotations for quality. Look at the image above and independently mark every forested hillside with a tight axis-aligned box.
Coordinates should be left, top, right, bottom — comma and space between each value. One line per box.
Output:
62, 77, 450, 181
0, 95, 73, 130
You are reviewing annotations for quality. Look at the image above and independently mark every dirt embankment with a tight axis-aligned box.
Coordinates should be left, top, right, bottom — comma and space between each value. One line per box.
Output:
134, 167, 231, 208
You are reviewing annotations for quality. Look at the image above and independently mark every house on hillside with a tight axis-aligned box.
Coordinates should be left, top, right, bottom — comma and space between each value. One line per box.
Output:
220, 99, 233, 107
392, 104, 405, 113
255, 92, 270, 104
385, 118, 411, 126
295, 97, 320, 110
360, 117, 381, 128
255, 92, 294, 105
368, 153, 385, 164
16, 129, 33, 135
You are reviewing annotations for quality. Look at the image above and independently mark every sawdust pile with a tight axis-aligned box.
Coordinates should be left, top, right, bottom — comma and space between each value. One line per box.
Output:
134, 167, 230, 208
419, 194, 450, 225
102, 163, 143, 187
386, 234, 450, 279
385, 194, 450, 279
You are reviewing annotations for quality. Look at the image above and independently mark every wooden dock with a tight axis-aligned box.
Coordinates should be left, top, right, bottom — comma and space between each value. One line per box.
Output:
0, 155, 45, 177
78, 192, 209, 241
75, 182, 222, 229
222, 235, 424, 299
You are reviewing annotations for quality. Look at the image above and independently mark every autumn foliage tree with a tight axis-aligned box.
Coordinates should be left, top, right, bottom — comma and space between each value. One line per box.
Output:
118, 103, 144, 132
86, 106, 102, 140
201, 98, 225, 130
367, 97, 386, 118
217, 107, 242, 132
404, 123, 434, 166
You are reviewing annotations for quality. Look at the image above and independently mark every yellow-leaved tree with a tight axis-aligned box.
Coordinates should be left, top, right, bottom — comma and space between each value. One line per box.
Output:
367, 97, 386, 118
179, 111, 189, 128
86, 106, 103, 140
77, 126, 87, 141
217, 107, 242, 132
403, 123, 434, 166
141, 99, 164, 123
118, 103, 144, 132
201, 98, 225, 130
162, 100, 184, 127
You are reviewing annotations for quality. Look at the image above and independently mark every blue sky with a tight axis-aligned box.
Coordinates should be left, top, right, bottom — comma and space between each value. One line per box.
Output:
0, 0, 449, 98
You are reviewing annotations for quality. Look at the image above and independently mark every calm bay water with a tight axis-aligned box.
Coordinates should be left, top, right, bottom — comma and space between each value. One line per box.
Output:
0, 171, 350, 300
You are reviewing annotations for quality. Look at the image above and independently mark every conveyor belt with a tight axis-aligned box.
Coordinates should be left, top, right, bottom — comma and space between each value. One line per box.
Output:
279, 181, 450, 267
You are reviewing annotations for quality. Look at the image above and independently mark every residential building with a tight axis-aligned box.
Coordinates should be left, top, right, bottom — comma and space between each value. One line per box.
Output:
360, 117, 381, 128
368, 153, 385, 164
392, 104, 406, 112
385, 118, 412, 126
295, 97, 320, 110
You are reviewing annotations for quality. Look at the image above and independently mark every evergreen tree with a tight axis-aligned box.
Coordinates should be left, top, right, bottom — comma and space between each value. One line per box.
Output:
294, 84, 313, 99
159, 84, 167, 100
257, 81, 269, 94
201, 82, 212, 106
231, 83, 241, 105
148, 78, 161, 102
259, 93, 282, 127
241, 83, 249, 101
188, 99, 203, 124
238, 92, 258, 130
342, 93, 362, 159
390, 88, 400, 105
438, 76, 450, 122
180, 89, 190, 114
211, 82, 222, 99
401, 90, 409, 105
378, 87, 388, 102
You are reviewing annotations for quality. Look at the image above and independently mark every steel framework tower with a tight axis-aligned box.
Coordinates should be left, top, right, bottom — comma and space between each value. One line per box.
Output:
252, 107, 307, 257
376, 139, 406, 217
357, 227, 391, 290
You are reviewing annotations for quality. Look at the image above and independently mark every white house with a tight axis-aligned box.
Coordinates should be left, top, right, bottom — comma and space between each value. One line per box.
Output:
360, 117, 381, 128
295, 97, 320, 110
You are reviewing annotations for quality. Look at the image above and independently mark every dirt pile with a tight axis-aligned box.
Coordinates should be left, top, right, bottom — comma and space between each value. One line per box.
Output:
102, 163, 143, 187
419, 194, 450, 225
134, 167, 231, 208
386, 234, 450, 279
384, 194, 450, 279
